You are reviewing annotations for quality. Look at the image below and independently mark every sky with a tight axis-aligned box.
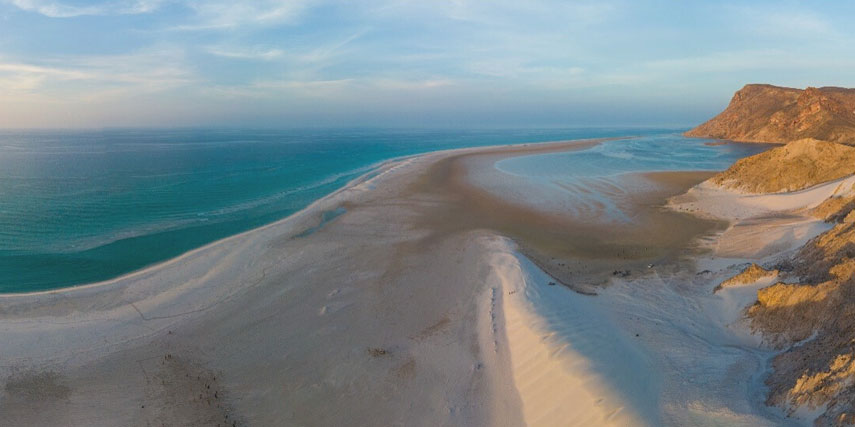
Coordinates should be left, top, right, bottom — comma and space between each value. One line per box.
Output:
1, 0, 854, 128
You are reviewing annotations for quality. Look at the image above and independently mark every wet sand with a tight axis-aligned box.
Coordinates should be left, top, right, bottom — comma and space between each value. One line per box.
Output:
414, 142, 722, 293
0, 137, 747, 426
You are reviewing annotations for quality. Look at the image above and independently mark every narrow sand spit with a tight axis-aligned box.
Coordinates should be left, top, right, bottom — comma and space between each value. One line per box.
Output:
484, 236, 649, 426
0, 137, 804, 426
0, 139, 618, 426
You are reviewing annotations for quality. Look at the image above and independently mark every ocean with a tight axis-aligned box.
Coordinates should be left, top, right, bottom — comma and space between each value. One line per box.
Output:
0, 128, 762, 293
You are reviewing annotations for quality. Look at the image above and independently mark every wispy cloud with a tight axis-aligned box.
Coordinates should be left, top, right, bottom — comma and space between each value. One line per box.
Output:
174, 0, 315, 31
204, 77, 457, 101
295, 28, 369, 64
206, 46, 285, 61
0, 62, 90, 79
726, 4, 839, 40
643, 49, 855, 73
439, 0, 616, 26
6, 0, 314, 26
6, 0, 163, 17
0, 49, 193, 97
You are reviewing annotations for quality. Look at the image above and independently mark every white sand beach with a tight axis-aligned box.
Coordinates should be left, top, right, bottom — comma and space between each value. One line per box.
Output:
0, 138, 832, 426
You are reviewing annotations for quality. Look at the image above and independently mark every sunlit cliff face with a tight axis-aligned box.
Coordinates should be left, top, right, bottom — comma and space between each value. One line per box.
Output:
687, 85, 855, 145
747, 198, 855, 422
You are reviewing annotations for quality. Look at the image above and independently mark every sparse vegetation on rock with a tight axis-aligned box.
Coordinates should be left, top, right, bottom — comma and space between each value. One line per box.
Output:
708, 138, 855, 193
746, 197, 855, 425
813, 192, 855, 223
714, 263, 777, 293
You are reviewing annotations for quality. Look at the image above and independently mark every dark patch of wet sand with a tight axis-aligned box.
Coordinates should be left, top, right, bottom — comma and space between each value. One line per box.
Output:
409, 140, 725, 293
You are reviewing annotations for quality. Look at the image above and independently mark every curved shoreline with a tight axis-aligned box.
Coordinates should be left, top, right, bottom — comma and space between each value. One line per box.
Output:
0, 135, 795, 426
0, 137, 625, 297
0, 136, 625, 426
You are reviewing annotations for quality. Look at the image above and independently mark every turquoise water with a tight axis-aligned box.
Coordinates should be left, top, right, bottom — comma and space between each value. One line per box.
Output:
494, 135, 768, 222
497, 134, 767, 178
0, 127, 679, 293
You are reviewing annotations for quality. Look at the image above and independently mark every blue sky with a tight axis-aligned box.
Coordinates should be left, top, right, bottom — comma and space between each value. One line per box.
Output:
1, 0, 854, 128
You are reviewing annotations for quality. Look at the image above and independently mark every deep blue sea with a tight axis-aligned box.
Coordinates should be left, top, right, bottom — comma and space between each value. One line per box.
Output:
0, 128, 765, 293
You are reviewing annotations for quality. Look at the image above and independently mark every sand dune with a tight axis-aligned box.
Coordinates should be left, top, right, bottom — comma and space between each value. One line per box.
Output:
484, 237, 647, 426
670, 175, 855, 258
480, 234, 798, 426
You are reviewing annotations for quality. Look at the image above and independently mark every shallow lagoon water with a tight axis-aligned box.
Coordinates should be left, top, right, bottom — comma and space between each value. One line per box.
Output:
493, 135, 767, 221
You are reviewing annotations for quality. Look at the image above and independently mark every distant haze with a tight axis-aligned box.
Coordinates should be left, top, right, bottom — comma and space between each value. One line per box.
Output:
1, 0, 854, 128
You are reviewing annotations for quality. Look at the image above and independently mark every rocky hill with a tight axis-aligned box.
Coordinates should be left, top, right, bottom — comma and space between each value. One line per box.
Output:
688, 83, 855, 424
709, 138, 855, 193
747, 200, 855, 425
686, 84, 855, 145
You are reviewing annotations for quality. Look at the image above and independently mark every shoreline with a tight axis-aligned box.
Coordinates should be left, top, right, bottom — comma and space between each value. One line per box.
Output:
0, 136, 627, 298
1, 136, 636, 426
413, 140, 725, 293
0, 135, 796, 426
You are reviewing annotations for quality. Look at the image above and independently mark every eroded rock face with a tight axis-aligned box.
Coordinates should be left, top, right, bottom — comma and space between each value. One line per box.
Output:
714, 263, 777, 293
686, 84, 855, 145
743, 203, 855, 424
748, 276, 842, 345
708, 138, 855, 193
795, 222, 855, 284
689, 83, 855, 424
813, 194, 855, 223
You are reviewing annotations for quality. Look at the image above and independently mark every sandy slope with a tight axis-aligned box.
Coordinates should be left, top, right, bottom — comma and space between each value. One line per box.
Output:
708, 139, 855, 193
670, 168, 855, 426
484, 235, 802, 426
670, 175, 855, 258
484, 237, 647, 426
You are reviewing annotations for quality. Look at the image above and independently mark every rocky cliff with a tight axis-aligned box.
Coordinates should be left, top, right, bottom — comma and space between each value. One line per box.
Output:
686, 84, 855, 145
690, 83, 855, 425
747, 200, 855, 425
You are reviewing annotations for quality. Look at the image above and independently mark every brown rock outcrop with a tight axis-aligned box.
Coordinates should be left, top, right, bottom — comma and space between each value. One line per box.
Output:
714, 263, 777, 293
746, 198, 855, 424
813, 193, 855, 223
793, 221, 855, 284
686, 84, 855, 145
708, 138, 855, 193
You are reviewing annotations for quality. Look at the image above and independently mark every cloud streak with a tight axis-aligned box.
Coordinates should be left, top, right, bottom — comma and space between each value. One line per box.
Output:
0, 49, 193, 98
206, 46, 285, 61
6, 0, 163, 17
172, 0, 315, 31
